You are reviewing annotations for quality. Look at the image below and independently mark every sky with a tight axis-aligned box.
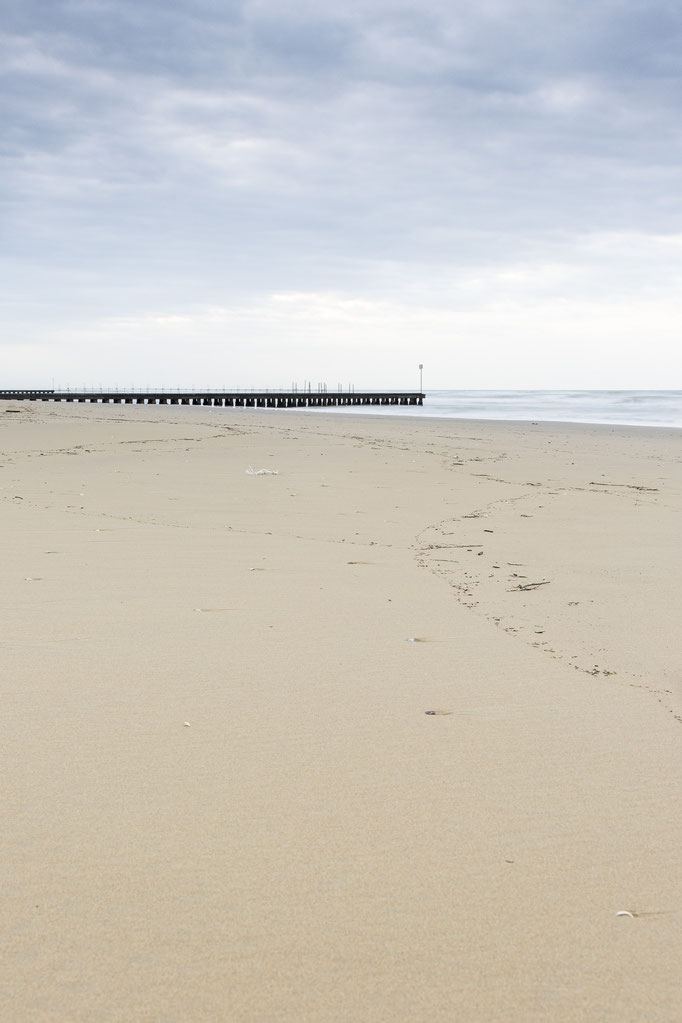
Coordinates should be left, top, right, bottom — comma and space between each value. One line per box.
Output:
2, 0, 682, 390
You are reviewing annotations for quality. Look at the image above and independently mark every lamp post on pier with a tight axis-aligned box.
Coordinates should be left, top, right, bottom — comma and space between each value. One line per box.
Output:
419, 363, 423, 393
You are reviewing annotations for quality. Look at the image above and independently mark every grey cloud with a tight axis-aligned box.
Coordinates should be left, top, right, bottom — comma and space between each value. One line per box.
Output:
2, 0, 682, 318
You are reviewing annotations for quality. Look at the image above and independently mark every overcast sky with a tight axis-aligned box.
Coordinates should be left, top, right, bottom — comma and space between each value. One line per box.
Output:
2, 0, 682, 390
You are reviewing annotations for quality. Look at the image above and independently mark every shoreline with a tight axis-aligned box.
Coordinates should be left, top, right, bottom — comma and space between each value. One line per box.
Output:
2, 401, 681, 1021
307, 405, 682, 430
302, 404, 682, 434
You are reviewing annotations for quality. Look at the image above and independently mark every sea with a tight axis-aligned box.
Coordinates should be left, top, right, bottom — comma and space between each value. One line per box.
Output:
323, 390, 682, 429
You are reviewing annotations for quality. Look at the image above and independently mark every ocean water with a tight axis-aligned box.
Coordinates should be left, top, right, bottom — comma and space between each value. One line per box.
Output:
325, 390, 682, 429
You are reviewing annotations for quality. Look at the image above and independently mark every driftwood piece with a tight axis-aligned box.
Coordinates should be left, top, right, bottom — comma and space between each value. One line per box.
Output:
589, 481, 658, 492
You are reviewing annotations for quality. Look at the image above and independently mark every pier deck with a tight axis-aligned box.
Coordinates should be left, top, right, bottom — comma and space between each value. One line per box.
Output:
0, 390, 424, 409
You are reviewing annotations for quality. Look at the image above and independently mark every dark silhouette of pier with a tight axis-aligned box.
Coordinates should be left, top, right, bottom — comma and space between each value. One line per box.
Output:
0, 389, 424, 409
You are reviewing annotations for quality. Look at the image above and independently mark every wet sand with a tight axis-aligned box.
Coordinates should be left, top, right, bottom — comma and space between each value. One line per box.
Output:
2, 400, 681, 1022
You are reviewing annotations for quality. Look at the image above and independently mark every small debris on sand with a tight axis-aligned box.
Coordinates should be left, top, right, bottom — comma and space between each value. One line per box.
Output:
508, 580, 551, 592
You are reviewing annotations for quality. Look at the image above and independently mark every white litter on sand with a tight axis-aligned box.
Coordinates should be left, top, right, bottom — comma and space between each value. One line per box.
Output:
246, 466, 278, 475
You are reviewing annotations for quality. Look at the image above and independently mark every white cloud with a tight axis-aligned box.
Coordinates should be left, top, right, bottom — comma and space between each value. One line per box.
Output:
5, 231, 681, 389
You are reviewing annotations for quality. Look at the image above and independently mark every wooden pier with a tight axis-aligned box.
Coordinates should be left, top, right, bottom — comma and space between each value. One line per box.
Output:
0, 389, 424, 409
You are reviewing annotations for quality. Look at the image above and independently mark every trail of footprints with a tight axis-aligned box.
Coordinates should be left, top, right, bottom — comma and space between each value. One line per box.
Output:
415, 498, 681, 727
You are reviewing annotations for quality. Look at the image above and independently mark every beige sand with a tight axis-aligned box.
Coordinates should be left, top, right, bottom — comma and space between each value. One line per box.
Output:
1, 400, 681, 1022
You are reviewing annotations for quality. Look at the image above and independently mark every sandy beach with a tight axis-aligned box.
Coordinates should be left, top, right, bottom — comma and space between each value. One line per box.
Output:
2, 400, 681, 1022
